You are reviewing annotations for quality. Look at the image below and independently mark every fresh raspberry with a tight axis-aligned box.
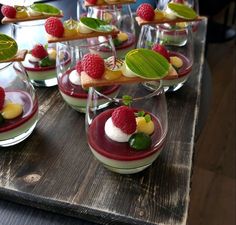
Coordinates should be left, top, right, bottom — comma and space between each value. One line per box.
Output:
152, 44, 170, 61
0, 86, 5, 110
111, 106, 136, 134
76, 60, 83, 74
136, 3, 155, 21
45, 17, 64, 38
81, 53, 105, 79
173, 0, 184, 3
86, 0, 97, 4
31, 44, 48, 59
1, 5, 16, 18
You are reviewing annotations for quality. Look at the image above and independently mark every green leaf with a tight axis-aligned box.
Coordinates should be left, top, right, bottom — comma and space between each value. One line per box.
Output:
168, 3, 197, 20
113, 38, 122, 47
144, 114, 151, 123
39, 56, 55, 67
30, 3, 61, 15
122, 95, 132, 106
129, 133, 151, 151
80, 17, 113, 33
137, 111, 145, 117
125, 49, 170, 79
0, 33, 18, 62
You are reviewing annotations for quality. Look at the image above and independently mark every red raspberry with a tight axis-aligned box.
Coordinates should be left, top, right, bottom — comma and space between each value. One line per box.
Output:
152, 44, 170, 61
45, 17, 64, 38
173, 0, 184, 3
31, 44, 48, 59
76, 60, 83, 74
86, 0, 97, 4
81, 54, 105, 79
0, 86, 5, 110
136, 3, 155, 21
111, 106, 136, 134
1, 5, 16, 18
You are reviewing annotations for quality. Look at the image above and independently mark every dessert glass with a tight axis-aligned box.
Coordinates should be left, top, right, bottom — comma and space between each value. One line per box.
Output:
87, 4, 136, 59
85, 82, 168, 174
11, 21, 58, 87
0, 62, 38, 147
56, 37, 119, 113
137, 24, 193, 92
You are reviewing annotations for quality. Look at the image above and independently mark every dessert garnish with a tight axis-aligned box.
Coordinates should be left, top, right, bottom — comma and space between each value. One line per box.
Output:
0, 86, 23, 125
104, 106, 153, 150
136, 2, 203, 26
80, 48, 172, 88
84, 0, 136, 7
0, 33, 27, 62
28, 44, 56, 67
46, 17, 118, 43
1, 3, 63, 24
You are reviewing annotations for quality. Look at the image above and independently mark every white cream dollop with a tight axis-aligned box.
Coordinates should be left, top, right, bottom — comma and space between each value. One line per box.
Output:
105, 117, 133, 142
28, 54, 40, 63
164, 7, 177, 20
69, 70, 81, 85
121, 62, 137, 78
78, 22, 93, 34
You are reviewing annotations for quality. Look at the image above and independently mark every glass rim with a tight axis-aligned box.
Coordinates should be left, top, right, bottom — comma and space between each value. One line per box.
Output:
93, 80, 164, 103
12, 20, 45, 28
0, 62, 13, 71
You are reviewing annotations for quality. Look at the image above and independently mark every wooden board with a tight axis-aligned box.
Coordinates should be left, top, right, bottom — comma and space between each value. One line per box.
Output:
136, 16, 205, 26
85, 0, 136, 6
1, 13, 63, 24
0, 14, 207, 225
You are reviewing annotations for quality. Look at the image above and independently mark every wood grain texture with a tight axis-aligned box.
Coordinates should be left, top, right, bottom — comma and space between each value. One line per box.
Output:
0, 7, 207, 225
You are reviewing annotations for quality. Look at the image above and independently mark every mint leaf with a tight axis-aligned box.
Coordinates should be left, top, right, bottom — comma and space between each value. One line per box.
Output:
39, 56, 55, 67
122, 95, 132, 106
144, 114, 151, 123
137, 111, 145, 117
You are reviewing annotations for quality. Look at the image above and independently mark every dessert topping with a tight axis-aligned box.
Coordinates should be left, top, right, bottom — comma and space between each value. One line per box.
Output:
81, 53, 105, 79
69, 70, 81, 85
63, 19, 79, 37
1, 5, 17, 18
0, 87, 5, 110
86, 0, 98, 4
170, 56, 183, 68
45, 17, 64, 38
15, 6, 28, 18
1, 102, 23, 120
48, 48, 57, 60
104, 56, 123, 80
76, 60, 83, 74
128, 132, 151, 150
152, 44, 170, 61
31, 44, 48, 59
136, 113, 154, 135
111, 106, 136, 134
136, 3, 155, 21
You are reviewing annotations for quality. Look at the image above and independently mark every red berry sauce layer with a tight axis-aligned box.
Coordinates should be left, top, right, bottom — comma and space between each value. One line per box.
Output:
0, 91, 38, 132
58, 68, 120, 99
88, 108, 166, 161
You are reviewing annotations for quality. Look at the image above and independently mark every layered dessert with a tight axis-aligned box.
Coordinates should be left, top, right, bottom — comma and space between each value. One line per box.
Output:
58, 53, 120, 112
0, 87, 38, 146
151, 44, 192, 91
22, 44, 58, 87
87, 106, 166, 174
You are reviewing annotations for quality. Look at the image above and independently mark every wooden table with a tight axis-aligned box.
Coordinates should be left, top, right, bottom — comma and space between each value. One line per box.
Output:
0, 1, 208, 224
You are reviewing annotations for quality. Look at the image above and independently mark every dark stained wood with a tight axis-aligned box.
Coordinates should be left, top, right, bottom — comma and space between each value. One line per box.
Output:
0, 18, 207, 225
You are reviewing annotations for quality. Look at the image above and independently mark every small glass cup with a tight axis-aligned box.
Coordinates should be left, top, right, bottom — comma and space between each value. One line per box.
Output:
12, 21, 58, 87
86, 82, 168, 174
137, 24, 193, 92
87, 4, 136, 59
56, 37, 120, 113
0, 62, 38, 147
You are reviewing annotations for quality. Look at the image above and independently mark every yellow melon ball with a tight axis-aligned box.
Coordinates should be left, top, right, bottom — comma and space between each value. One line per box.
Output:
2, 102, 23, 120
136, 117, 154, 135
170, 56, 183, 68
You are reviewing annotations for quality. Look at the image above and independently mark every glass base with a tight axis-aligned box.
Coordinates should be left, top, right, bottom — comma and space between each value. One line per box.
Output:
31, 77, 57, 87
0, 120, 37, 147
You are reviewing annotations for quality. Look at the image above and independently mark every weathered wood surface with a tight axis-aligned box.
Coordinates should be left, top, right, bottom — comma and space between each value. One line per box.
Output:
0, 18, 207, 225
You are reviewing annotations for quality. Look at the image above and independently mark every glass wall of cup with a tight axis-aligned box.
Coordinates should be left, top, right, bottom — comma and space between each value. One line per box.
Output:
0, 62, 38, 147
11, 20, 58, 87
86, 4, 136, 59
137, 24, 193, 92
85, 81, 168, 174
56, 36, 120, 113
